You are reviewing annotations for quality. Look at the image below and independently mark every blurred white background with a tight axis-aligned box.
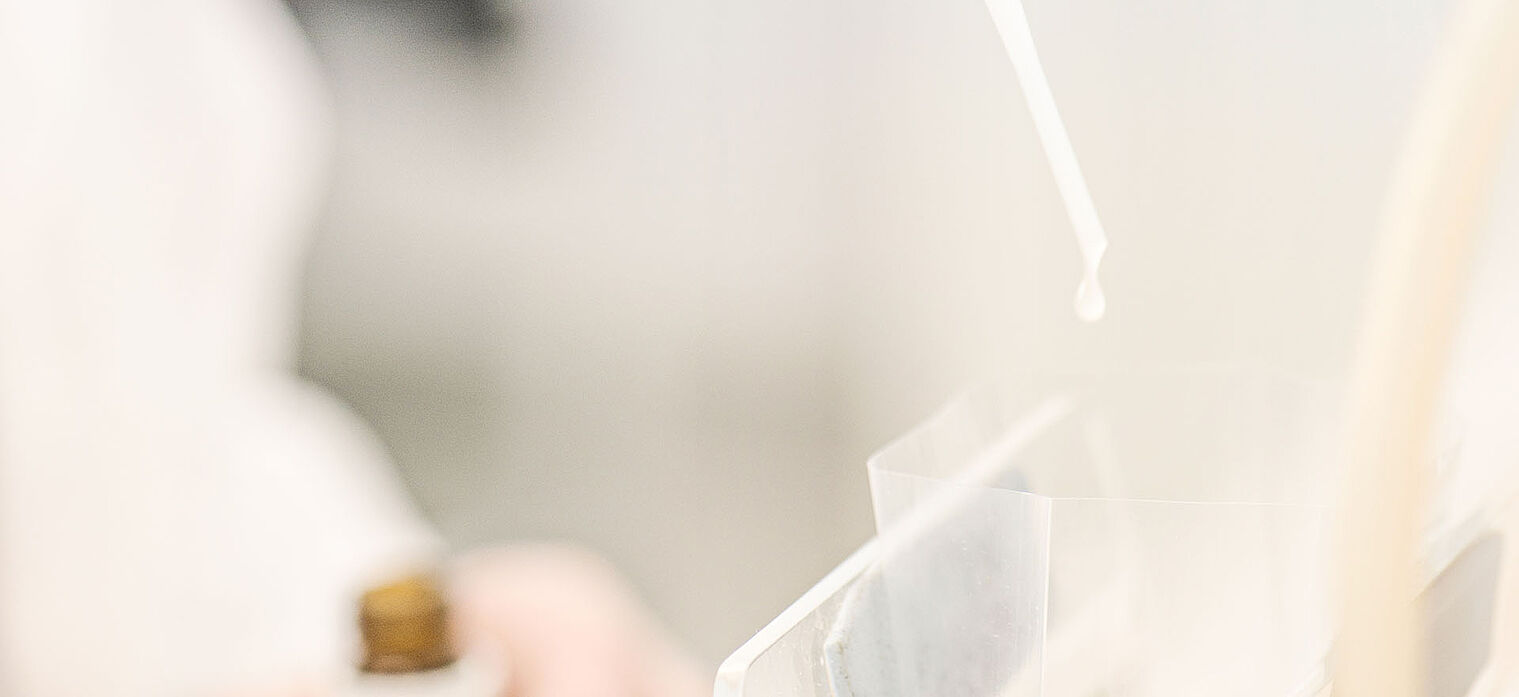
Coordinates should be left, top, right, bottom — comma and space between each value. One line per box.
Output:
8, 0, 1519, 693
286, 0, 1517, 667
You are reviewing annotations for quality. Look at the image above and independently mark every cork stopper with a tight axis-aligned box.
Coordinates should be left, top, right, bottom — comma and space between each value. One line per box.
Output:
357, 573, 457, 674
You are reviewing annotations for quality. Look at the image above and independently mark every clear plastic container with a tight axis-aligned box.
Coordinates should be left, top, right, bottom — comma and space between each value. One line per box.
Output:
718, 366, 1338, 697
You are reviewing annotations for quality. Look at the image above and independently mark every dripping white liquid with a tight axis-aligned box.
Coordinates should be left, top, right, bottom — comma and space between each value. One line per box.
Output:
982, 0, 1109, 321
1074, 273, 1105, 323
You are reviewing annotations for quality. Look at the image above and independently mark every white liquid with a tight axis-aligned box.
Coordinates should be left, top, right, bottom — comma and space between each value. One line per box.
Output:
981, 0, 1109, 321
1074, 273, 1105, 323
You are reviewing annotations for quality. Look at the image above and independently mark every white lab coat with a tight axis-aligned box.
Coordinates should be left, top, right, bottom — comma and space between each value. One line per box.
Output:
0, 1, 437, 694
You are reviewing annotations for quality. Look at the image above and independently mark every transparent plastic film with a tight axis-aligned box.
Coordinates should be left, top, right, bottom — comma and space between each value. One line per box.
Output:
858, 368, 1335, 697
720, 367, 1340, 697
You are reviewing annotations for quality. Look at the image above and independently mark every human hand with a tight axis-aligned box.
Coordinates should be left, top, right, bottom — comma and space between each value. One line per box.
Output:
449, 544, 708, 697
235, 544, 707, 697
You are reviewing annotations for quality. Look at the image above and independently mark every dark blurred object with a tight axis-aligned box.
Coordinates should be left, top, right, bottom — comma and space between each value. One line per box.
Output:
358, 574, 457, 673
285, 0, 508, 41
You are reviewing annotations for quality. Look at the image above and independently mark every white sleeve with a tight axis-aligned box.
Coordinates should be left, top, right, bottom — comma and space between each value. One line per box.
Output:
0, 1, 439, 694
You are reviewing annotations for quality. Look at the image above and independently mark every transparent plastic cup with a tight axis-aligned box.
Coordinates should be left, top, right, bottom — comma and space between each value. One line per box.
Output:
717, 365, 1338, 697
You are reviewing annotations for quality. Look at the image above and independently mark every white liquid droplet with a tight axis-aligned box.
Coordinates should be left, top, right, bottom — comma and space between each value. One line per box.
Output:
1075, 274, 1105, 322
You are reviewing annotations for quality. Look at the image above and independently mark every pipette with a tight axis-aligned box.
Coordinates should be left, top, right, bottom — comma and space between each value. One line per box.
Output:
981, 0, 1108, 322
